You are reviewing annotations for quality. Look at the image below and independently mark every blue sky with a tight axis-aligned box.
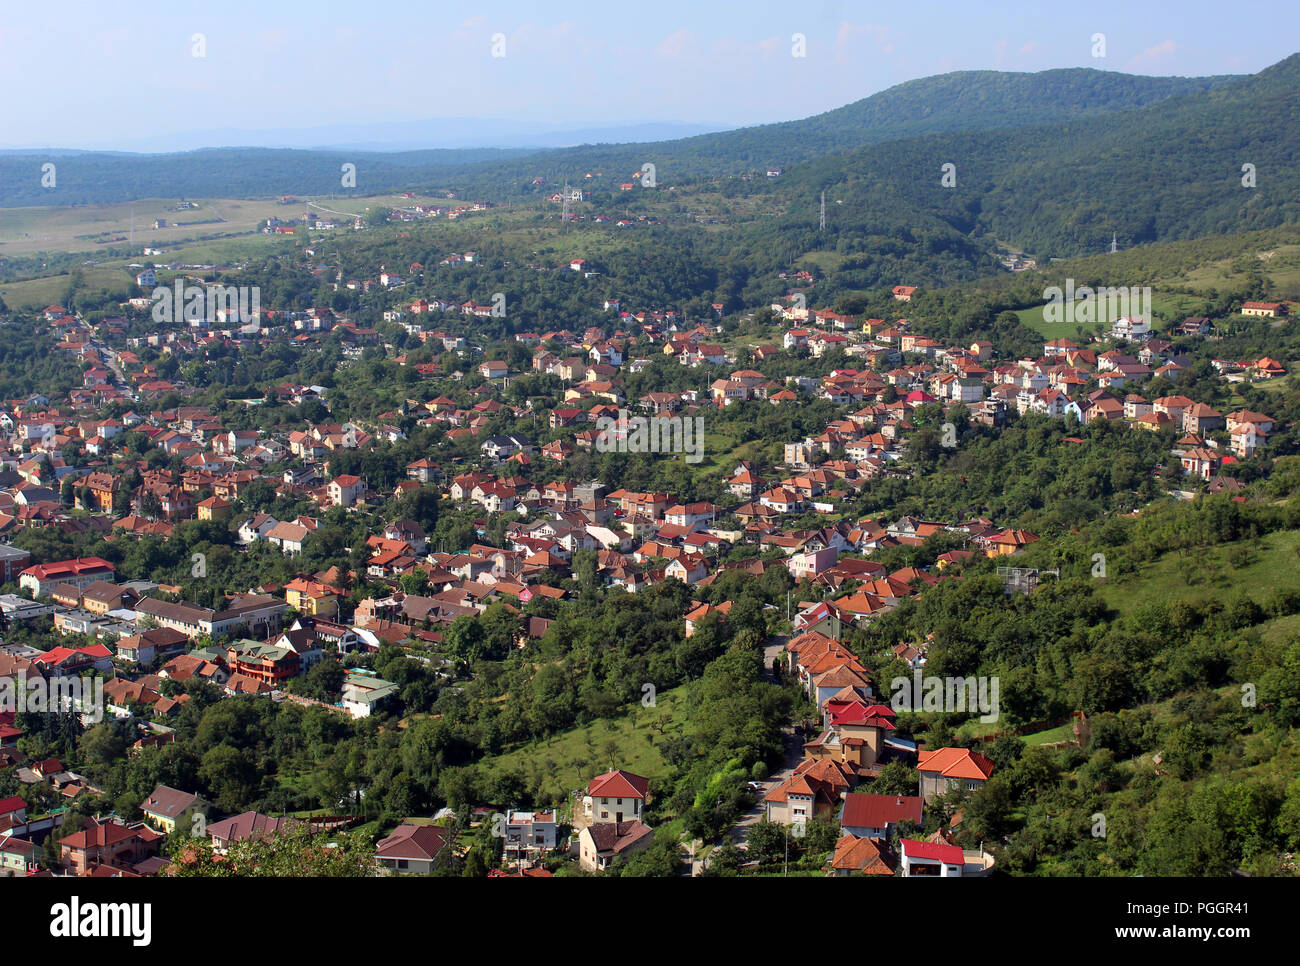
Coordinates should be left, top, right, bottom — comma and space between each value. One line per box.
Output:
1, 1, 1295, 149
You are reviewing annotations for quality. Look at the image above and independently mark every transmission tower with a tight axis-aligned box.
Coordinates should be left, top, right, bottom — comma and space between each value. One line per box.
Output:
819, 191, 826, 232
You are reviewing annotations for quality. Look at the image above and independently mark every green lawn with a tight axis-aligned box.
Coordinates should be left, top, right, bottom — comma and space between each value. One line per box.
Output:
1021, 722, 1075, 746
475, 686, 691, 802
1095, 529, 1300, 617
1013, 292, 1203, 338
1258, 612, 1300, 648
0, 267, 133, 308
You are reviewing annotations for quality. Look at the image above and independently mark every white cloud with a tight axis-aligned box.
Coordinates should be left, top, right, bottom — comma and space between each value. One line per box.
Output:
1125, 39, 1176, 71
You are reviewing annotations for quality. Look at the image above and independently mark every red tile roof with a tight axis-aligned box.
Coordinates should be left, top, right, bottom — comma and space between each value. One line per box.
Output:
587, 769, 649, 799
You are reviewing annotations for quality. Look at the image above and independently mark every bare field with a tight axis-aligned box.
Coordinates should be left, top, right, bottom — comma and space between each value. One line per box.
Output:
0, 192, 455, 258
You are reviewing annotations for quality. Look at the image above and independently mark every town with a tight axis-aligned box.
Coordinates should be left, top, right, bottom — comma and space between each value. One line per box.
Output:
0, 254, 1292, 877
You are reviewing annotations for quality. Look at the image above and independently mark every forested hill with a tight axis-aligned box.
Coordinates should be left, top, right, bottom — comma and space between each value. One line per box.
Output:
0, 145, 538, 208
0, 64, 1244, 208
765, 52, 1300, 258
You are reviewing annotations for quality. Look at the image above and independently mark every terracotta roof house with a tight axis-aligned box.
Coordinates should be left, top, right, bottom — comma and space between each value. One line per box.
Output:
205, 811, 302, 853
59, 819, 163, 875
829, 834, 897, 876
375, 823, 449, 874
916, 747, 996, 803
840, 792, 923, 838
584, 769, 649, 823
141, 784, 210, 834
578, 820, 654, 871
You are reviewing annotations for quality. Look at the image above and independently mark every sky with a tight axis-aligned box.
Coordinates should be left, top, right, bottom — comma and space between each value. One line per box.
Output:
1, 0, 1295, 150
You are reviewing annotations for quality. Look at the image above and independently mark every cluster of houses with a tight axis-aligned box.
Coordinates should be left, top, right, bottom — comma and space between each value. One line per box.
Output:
0, 262, 1289, 878
766, 317, 1281, 489
753, 628, 997, 877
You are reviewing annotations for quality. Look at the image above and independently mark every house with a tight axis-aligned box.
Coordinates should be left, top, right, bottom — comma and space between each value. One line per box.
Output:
583, 769, 649, 823
78, 581, 137, 615
503, 809, 558, 864
916, 747, 995, 803
375, 823, 449, 874
0, 833, 42, 874
266, 519, 315, 555
328, 474, 366, 507
406, 458, 441, 484
1241, 301, 1285, 317
829, 834, 897, 876
116, 627, 189, 665
578, 820, 654, 872
840, 793, 923, 838
1253, 357, 1286, 380
481, 434, 534, 461
283, 577, 341, 618
59, 819, 163, 875
1111, 316, 1151, 340
341, 673, 399, 718
205, 811, 301, 853
141, 784, 210, 834
238, 513, 279, 546
0, 545, 32, 583
764, 759, 855, 827
197, 496, 232, 521
899, 837, 965, 877
19, 557, 116, 598
135, 593, 287, 640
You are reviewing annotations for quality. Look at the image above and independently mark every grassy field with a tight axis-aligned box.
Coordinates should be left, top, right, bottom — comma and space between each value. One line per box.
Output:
1179, 243, 1300, 294
1258, 611, 1300, 647
1013, 292, 1209, 338
1095, 528, 1300, 618
474, 686, 690, 804
0, 192, 467, 258
0, 267, 134, 308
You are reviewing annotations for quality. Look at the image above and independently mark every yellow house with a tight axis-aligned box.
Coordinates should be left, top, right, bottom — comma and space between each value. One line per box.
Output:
284, 577, 340, 618
141, 785, 210, 834
985, 529, 1039, 558
197, 496, 232, 521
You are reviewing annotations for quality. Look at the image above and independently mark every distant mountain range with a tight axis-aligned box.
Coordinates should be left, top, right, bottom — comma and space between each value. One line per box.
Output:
0, 119, 733, 155
0, 64, 1249, 208
1, 56, 1296, 263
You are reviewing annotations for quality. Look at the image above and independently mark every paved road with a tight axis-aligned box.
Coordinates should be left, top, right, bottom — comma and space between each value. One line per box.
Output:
690, 635, 801, 874
763, 634, 789, 682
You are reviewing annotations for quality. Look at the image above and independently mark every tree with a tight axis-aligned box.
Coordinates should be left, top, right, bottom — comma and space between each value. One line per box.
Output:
395, 485, 440, 533
617, 837, 685, 877
745, 820, 787, 865
398, 570, 429, 597
169, 824, 377, 876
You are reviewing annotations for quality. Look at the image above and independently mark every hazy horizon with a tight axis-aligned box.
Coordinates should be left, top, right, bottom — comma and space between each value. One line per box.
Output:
2, 0, 1294, 153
